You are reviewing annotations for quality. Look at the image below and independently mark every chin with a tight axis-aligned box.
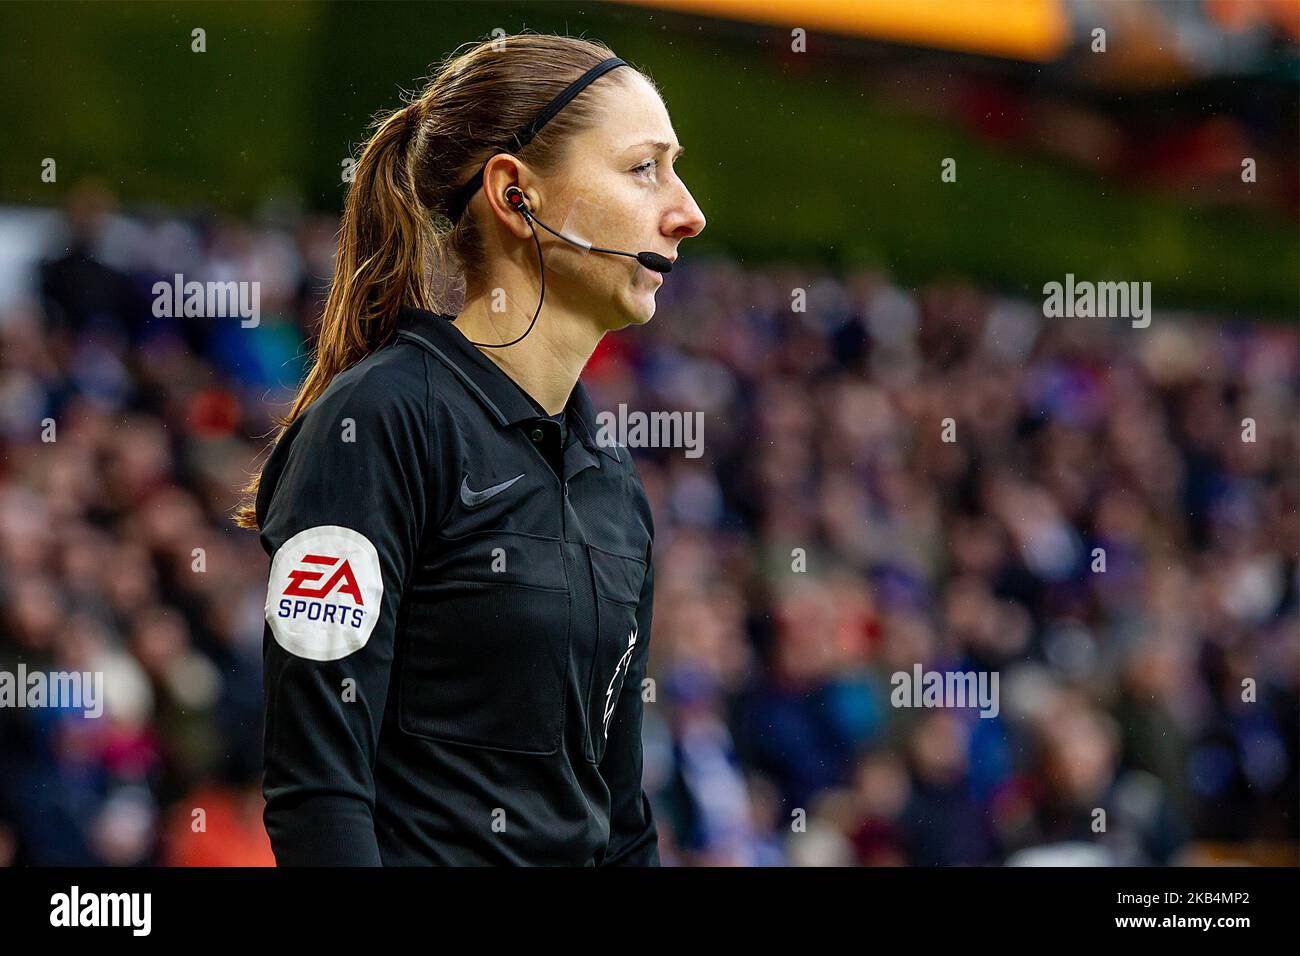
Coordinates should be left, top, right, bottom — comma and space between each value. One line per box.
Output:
608, 289, 657, 330
628, 301, 657, 328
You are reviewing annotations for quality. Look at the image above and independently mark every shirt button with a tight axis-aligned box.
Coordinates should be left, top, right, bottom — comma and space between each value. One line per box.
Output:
529, 427, 544, 443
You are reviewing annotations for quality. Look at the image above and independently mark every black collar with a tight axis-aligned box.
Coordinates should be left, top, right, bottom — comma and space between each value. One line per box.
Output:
394, 305, 620, 465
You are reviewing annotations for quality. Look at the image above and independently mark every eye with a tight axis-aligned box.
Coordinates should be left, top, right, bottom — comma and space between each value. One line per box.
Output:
632, 159, 658, 177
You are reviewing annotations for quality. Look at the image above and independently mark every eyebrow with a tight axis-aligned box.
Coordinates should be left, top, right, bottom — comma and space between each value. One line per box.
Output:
624, 139, 685, 159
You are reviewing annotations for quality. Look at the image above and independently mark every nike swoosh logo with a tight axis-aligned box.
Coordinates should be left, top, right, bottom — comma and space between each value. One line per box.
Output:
460, 473, 525, 508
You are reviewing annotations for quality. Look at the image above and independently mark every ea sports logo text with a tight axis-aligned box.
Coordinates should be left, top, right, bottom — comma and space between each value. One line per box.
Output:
275, 548, 371, 632
277, 552, 366, 629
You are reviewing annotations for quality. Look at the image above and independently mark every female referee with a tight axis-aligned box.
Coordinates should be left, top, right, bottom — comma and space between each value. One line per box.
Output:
234, 33, 706, 866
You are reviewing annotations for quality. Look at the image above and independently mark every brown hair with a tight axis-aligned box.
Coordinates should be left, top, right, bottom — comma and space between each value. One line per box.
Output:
233, 32, 640, 529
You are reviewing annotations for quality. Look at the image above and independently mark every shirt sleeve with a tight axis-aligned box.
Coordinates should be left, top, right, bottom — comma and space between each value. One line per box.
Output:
257, 352, 431, 866
598, 539, 661, 867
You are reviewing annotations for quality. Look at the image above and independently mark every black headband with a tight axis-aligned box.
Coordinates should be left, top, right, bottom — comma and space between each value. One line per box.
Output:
444, 56, 628, 223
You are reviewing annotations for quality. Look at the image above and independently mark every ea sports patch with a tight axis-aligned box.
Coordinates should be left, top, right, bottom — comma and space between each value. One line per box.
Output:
265, 525, 383, 661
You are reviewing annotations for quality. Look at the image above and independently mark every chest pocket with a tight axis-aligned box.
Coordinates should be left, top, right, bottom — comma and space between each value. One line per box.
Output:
584, 544, 647, 765
399, 532, 569, 754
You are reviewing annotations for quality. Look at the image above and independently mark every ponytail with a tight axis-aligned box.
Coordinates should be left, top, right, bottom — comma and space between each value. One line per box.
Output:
232, 98, 434, 529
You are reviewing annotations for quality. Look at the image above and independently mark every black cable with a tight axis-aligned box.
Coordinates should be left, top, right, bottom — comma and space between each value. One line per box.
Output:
465, 210, 546, 349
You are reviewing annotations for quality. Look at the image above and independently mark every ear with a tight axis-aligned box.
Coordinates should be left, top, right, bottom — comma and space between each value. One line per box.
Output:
481, 154, 538, 239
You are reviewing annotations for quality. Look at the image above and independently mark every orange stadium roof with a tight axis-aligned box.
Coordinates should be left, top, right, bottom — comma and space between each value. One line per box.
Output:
616, 0, 1072, 61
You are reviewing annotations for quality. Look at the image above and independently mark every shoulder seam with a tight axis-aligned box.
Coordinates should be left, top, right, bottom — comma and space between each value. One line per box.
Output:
395, 328, 508, 425
315, 340, 427, 419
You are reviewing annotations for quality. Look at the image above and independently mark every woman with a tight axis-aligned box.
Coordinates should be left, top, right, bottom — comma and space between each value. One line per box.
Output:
234, 32, 706, 866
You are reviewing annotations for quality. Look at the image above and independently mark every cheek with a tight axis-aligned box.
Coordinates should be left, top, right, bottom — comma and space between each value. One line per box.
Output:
579, 176, 653, 236
551, 198, 646, 282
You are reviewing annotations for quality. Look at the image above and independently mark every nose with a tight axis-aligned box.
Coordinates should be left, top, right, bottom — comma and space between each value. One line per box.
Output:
664, 183, 706, 240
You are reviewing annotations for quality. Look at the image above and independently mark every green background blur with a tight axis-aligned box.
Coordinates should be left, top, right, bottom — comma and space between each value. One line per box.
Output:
4, 0, 1296, 317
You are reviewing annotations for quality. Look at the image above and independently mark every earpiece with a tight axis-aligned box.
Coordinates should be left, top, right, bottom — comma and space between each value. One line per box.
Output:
504, 186, 530, 216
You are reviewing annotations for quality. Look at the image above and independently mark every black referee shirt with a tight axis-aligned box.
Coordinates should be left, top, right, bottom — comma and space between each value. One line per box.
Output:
256, 305, 659, 866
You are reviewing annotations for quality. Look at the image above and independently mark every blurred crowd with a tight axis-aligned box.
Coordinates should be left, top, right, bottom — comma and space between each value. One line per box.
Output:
0, 182, 1295, 866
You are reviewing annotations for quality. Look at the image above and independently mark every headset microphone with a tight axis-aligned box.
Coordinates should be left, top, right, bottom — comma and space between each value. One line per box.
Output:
504, 187, 673, 273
